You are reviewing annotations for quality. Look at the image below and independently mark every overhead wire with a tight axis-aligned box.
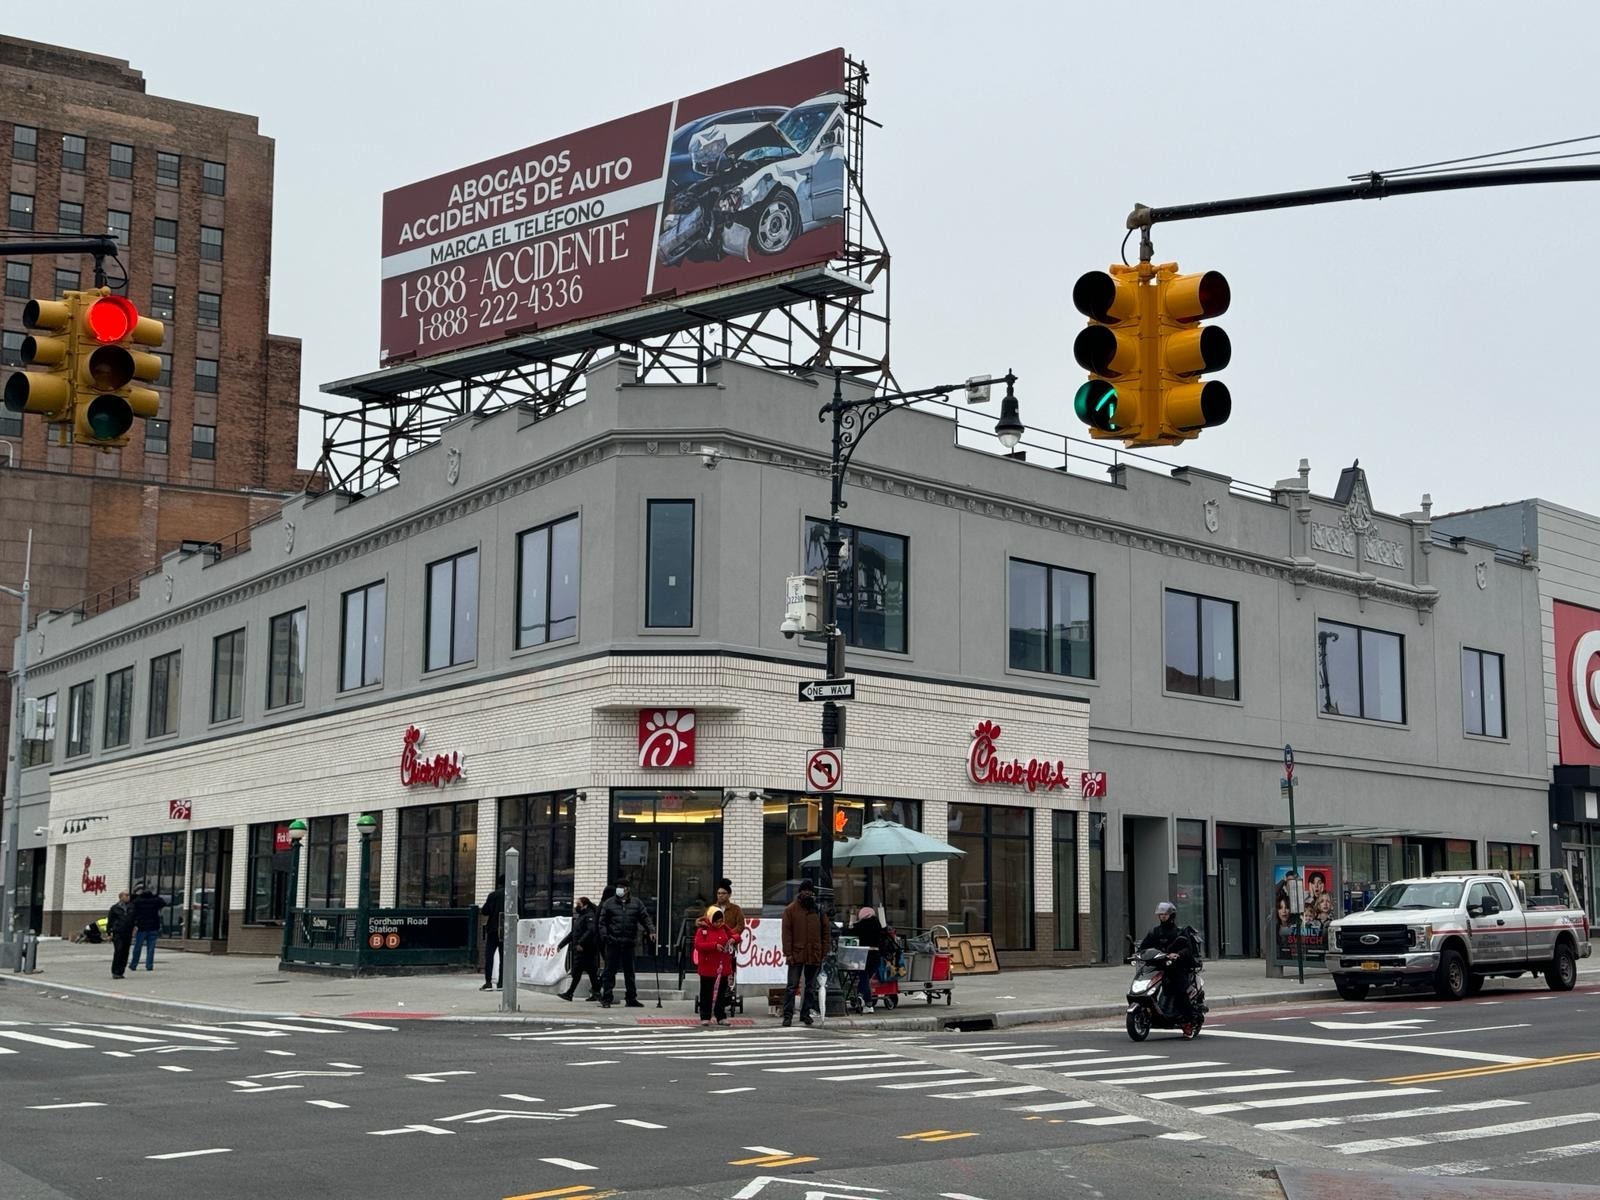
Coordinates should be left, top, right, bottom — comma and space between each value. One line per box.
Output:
1356, 134, 1600, 180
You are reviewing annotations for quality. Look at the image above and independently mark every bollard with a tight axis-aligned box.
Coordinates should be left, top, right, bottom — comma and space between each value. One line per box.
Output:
501, 848, 519, 1013
19, 930, 38, 973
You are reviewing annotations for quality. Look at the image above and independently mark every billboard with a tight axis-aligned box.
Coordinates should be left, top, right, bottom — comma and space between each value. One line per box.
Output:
379, 49, 848, 365
1554, 600, 1600, 767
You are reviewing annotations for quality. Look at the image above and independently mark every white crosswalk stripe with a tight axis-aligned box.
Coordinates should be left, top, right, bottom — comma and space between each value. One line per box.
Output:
0, 1018, 397, 1059
1192, 1086, 1438, 1116
1256, 1098, 1527, 1132
1337, 1111, 1600, 1156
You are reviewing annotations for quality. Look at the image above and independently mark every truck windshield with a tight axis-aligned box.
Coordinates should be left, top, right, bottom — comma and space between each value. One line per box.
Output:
1368, 881, 1464, 911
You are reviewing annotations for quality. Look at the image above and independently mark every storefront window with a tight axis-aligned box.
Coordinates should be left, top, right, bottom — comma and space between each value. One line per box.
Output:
1176, 819, 1208, 956
189, 828, 229, 939
1052, 812, 1080, 950
245, 823, 293, 924
499, 793, 576, 916
1487, 841, 1538, 875
761, 796, 920, 929
612, 790, 722, 960
398, 801, 478, 907
948, 803, 1033, 950
131, 832, 187, 938
306, 815, 348, 908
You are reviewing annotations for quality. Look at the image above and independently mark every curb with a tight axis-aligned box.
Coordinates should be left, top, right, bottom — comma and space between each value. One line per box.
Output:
1, 970, 1337, 1032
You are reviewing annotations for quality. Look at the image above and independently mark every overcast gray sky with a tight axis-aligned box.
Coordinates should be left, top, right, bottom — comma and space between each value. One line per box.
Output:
14, 1, 1599, 520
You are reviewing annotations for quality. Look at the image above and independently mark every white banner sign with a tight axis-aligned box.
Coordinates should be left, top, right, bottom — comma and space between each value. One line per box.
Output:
515, 916, 572, 987
734, 917, 788, 985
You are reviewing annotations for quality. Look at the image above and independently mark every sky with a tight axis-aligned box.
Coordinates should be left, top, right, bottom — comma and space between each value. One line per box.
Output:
12, 1, 1600, 519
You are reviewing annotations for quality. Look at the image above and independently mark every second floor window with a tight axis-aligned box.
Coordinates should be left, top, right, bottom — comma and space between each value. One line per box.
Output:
646, 501, 695, 628
148, 651, 181, 738
1008, 558, 1092, 678
1164, 589, 1239, 699
426, 550, 478, 670
805, 518, 908, 652
65, 681, 94, 758
341, 581, 386, 691
1462, 647, 1506, 738
104, 666, 134, 749
22, 693, 56, 767
211, 628, 246, 723
153, 217, 177, 254
267, 608, 307, 709
1317, 618, 1405, 723
517, 515, 579, 648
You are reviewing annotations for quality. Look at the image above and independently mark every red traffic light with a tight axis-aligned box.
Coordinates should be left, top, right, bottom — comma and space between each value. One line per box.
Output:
84, 295, 139, 343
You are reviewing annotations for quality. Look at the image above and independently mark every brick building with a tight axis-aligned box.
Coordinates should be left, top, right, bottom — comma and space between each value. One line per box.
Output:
1, 35, 310, 928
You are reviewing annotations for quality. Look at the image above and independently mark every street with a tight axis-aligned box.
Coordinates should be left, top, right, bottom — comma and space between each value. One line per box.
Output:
3, 981, 1600, 1199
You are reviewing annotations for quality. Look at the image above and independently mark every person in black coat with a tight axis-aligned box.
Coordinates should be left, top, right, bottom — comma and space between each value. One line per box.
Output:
852, 905, 885, 1012
557, 896, 601, 1001
1138, 901, 1198, 1023
128, 882, 168, 971
480, 876, 505, 991
107, 890, 133, 980
597, 878, 654, 1008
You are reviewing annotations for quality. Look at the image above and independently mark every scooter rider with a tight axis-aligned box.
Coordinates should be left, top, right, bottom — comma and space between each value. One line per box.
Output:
1138, 901, 1197, 1024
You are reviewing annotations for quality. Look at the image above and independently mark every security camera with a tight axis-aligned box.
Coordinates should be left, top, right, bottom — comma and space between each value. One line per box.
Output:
32, 826, 46, 837
573, 790, 588, 804
780, 614, 802, 640
700, 445, 721, 470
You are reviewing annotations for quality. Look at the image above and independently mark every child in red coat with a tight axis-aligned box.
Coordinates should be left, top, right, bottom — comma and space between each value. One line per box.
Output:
694, 906, 735, 1026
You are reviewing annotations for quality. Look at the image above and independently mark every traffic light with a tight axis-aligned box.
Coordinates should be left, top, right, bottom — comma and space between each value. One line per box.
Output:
73, 291, 163, 449
3, 294, 79, 426
834, 806, 863, 841
1153, 266, 1231, 440
1071, 266, 1143, 437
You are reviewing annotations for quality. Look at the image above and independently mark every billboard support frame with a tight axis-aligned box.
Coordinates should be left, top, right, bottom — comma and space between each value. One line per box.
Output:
310, 55, 889, 498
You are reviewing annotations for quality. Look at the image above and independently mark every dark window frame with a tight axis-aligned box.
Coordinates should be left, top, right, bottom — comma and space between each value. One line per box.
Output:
305, 815, 348, 909
202, 160, 226, 196
1163, 588, 1240, 700
60, 134, 86, 171
144, 418, 170, 456
947, 802, 1034, 951
103, 666, 134, 749
340, 580, 386, 691
210, 627, 246, 724
424, 549, 478, 671
497, 794, 577, 917
57, 200, 83, 236
199, 224, 223, 261
1462, 646, 1507, 739
8, 192, 34, 231
147, 651, 181, 738
1316, 618, 1407, 724
54, 267, 80, 295
150, 284, 175, 322
106, 209, 130, 248
397, 800, 478, 908
130, 832, 186, 937
156, 151, 181, 187
266, 607, 308, 710
4, 260, 29, 299
196, 291, 221, 328
195, 358, 219, 394
109, 142, 134, 178
153, 217, 178, 254
192, 424, 216, 460
516, 514, 580, 649
1, 332, 24, 371
65, 680, 94, 758
22, 692, 57, 767
245, 822, 293, 925
1007, 556, 1095, 679
804, 517, 911, 653
645, 500, 696, 629
12, 124, 37, 162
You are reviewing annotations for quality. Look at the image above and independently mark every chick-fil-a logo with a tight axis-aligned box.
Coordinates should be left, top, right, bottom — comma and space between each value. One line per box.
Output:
81, 857, 107, 895
638, 708, 696, 768
400, 725, 465, 788
736, 919, 787, 972
967, 719, 1073, 793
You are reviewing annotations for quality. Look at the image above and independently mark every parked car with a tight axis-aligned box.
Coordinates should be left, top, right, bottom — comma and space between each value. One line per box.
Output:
657, 92, 848, 266
1326, 868, 1591, 1001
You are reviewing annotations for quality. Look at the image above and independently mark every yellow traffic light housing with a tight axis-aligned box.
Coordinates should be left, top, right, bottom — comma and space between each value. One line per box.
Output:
1071, 266, 1144, 438
1154, 267, 1231, 440
3, 295, 79, 426
72, 291, 164, 450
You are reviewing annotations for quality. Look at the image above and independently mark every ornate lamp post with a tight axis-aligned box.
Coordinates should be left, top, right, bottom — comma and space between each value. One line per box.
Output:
280, 818, 307, 961
355, 813, 377, 971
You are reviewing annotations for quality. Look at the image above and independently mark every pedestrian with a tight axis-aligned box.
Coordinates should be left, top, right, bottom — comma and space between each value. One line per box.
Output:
852, 904, 885, 1012
480, 876, 505, 991
557, 896, 602, 1001
780, 878, 829, 1027
107, 890, 133, 980
598, 877, 654, 1008
127, 881, 168, 971
693, 905, 734, 1026
712, 878, 745, 941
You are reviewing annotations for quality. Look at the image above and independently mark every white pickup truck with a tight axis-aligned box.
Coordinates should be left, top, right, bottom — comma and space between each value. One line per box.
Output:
1326, 868, 1591, 1001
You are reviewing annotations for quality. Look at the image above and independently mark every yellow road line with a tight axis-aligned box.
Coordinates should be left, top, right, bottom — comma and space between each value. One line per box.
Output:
917, 1132, 978, 1142
898, 1129, 951, 1140
1379, 1050, 1600, 1086
728, 1154, 817, 1167
900, 1129, 977, 1143
504, 1187, 593, 1200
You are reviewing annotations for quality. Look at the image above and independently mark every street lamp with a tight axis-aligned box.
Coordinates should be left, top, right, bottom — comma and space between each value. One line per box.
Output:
355, 813, 377, 971
0, 530, 31, 970
810, 369, 1023, 902
280, 818, 308, 961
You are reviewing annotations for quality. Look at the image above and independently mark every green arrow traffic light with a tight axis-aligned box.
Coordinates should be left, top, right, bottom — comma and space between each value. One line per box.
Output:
1074, 379, 1119, 432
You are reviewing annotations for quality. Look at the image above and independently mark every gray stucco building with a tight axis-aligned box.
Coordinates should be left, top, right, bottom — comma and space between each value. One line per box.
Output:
13, 355, 1552, 969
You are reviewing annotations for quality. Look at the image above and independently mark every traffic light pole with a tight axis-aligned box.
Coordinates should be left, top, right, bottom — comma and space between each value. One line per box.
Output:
1, 532, 33, 969
0, 237, 120, 288
1125, 164, 1600, 260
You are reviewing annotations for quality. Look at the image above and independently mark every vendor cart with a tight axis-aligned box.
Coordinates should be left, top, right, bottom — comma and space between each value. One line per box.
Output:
899, 924, 955, 1005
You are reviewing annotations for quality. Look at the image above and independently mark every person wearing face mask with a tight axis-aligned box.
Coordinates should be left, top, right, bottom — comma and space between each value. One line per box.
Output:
598, 877, 655, 1008
780, 878, 830, 1026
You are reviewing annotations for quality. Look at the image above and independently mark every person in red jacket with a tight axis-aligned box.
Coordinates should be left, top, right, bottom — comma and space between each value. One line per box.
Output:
694, 905, 735, 1026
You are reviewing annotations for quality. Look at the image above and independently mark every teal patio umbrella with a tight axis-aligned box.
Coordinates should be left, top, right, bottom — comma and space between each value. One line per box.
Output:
800, 819, 966, 912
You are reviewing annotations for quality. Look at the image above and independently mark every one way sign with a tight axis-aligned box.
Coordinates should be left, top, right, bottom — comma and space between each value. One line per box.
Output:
797, 679, 856, 703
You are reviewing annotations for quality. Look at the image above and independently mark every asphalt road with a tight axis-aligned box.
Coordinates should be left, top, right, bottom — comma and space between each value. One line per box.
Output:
2, 978, 1599, 1199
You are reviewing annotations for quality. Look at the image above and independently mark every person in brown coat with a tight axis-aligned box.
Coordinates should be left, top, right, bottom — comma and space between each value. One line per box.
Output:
780, 878, 830, 1026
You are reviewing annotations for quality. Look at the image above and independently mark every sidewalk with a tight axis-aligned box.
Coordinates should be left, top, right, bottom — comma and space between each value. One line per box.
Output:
0, 938, 1356, 1030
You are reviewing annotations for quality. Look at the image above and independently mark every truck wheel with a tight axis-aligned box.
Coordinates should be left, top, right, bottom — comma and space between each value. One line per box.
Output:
1545, 941, 1578, 992
1434, 947, 1469, 1000
1334, 976, 1370, 1001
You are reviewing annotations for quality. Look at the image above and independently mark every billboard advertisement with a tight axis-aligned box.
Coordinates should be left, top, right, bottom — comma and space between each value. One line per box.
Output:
379, 49, 848, 365
1554, 600, 1600, 767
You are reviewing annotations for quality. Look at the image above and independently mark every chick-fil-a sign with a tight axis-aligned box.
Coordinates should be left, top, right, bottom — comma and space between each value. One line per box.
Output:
734, 918, 788, 985
400, 725, 465, 788
967, 719, 1073, 793
81, 857, 107, 895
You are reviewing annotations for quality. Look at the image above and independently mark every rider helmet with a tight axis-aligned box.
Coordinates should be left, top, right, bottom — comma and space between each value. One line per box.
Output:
1155, 901, 1178, 920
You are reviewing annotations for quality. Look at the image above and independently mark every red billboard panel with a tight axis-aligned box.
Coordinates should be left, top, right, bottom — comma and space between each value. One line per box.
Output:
1554, 600, 1600, 766
379, 50, 847, 364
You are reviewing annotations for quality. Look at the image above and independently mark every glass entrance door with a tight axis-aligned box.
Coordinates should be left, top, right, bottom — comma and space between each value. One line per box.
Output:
1218, 850, 1254, 958
611, 790, 722, 972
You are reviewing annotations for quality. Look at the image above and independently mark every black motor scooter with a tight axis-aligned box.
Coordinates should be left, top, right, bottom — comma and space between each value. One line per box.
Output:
1125, 936, 1208, 1041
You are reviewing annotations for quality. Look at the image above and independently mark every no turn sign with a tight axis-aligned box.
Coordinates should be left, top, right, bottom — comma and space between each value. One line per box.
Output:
805, 747, 843, 792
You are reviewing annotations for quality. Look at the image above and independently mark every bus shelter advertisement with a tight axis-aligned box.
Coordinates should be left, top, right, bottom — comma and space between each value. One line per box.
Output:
379, 50, 847, 364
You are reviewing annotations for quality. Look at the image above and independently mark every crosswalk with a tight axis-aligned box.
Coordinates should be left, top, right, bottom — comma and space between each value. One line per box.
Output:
503, 1026, 1600, 1175
0, 1017, 395, 1058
